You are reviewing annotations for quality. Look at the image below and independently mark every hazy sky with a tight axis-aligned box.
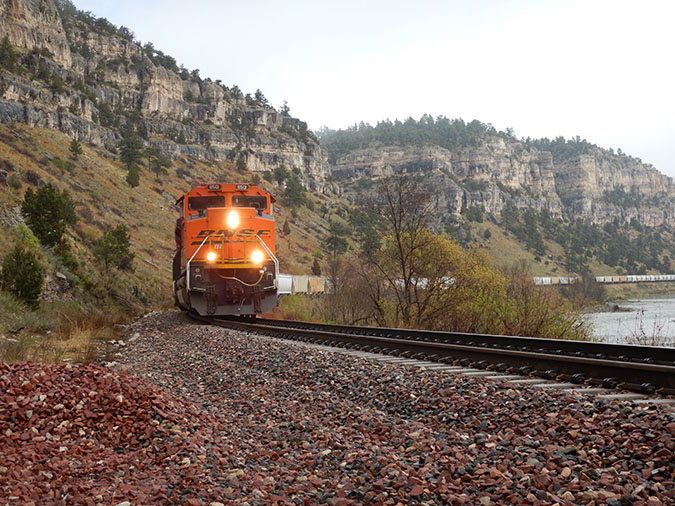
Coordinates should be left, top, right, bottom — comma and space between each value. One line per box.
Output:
73, 0, 675, 179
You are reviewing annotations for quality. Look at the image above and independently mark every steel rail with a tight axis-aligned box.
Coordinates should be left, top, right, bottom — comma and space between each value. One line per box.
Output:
255, 319, 675, 365
193, 315, 675, 395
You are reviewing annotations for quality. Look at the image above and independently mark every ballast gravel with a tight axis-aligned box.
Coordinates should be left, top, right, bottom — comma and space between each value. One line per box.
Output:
1, 311, 673, 505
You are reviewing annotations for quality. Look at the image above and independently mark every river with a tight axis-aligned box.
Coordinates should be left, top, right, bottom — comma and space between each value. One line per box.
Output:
584, 298, 675, 346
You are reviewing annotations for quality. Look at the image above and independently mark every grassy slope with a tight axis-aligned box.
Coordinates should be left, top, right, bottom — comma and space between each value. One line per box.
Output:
0, 123, 337, 281
0, 123, 339, 361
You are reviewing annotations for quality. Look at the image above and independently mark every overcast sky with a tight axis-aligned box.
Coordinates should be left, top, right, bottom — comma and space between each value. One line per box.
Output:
73, 0, 675, 179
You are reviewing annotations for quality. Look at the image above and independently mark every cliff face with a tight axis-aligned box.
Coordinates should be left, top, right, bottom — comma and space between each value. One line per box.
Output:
0, 0, 71, 66
332, 139, 675, 228
554, 150, 674, 227
334, 139, 565, 220
0, 0, 331, 190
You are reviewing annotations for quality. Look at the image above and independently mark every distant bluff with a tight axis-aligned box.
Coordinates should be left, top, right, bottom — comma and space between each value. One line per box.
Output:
324, 122, 675, 229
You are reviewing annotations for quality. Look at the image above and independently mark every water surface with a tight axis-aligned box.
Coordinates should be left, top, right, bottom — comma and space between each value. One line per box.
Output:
584, 298, 675, 346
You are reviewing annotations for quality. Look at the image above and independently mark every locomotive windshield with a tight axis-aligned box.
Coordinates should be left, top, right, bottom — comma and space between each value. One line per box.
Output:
188, 196, 225, 211
232, 195, 267, 211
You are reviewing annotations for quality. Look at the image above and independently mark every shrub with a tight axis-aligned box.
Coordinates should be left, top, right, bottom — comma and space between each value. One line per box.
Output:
464, 204, 485, 222
54, 242, 79, 274
69, 138, 83, 159
93, 225, 134, 275
8, 174, 22, 190
274, 165, 289, 184
50, 73, 66, 94
0, 245, 44, 308
21, 184, 77, 247
126, 164, 140, 187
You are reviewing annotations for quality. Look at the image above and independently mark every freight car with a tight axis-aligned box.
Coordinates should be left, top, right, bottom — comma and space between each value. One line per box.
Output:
173, 183, 278, 316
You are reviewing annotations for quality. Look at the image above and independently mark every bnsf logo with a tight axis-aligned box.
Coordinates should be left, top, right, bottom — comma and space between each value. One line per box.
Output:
190, 229, 271, 245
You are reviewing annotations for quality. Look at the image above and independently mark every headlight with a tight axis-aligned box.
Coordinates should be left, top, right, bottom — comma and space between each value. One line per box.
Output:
206, 251, 217, 263
226, 210, 240, 229
251, 250, 264, 264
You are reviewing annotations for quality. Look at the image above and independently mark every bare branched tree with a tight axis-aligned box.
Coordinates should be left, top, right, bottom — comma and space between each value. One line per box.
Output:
324, 254, 377, 325
369, 175, 436, 326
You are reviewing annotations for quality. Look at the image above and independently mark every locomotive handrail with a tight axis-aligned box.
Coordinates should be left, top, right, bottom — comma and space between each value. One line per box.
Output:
184, 233, 279, 291
257, 234, 279, 290
185, 233, 219, 291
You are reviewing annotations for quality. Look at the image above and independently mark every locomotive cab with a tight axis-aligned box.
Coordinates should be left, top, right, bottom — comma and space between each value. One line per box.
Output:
173, 183, 278, 316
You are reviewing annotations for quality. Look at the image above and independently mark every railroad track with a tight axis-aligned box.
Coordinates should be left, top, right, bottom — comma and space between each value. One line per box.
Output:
192, 315, 675, 396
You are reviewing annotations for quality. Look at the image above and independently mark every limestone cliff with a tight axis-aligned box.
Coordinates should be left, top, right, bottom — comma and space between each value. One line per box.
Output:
331, 139, 674, 229
0, 0, 71, 66
0, 0, 332, 190
553, 149, 674, 227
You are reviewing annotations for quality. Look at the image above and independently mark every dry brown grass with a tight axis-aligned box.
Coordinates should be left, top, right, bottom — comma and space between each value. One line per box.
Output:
49, 310, 128, 363
0, 297, 133, 364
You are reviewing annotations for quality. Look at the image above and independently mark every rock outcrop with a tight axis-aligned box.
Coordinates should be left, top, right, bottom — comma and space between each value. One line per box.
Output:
332, 140, 675, 228
0, 0, 71, 67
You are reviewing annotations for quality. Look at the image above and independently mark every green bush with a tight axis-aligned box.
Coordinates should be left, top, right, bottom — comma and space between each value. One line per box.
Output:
1, 245, 44, 308
21, 184, 78, 247
14, 224, 40, 250
93, 225, 134, 274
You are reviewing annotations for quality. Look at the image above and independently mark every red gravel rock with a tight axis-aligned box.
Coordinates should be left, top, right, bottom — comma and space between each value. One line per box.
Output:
0, 361, 220, 504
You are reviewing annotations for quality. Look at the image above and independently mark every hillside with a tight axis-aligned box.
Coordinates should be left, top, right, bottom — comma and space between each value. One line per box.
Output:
0, 0, 332, 189
0, 120, 343, 360
319, 119, 675, 275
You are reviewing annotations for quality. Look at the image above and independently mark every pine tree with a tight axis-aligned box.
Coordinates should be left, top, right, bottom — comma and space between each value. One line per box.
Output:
1, 245, 44, 308
21, 184, 77, 247
0, 36, 19, 73
118, 126, 143, 187
69, 138, 83, 159
126, 164, 140, 187
311, 258, 321, 276
119, 126, 143, 167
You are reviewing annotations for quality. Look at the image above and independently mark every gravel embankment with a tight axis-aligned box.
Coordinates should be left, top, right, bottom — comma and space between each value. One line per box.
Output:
1, 311, 673, 505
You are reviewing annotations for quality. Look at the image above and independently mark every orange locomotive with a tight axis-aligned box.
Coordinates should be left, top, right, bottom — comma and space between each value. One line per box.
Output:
173, 183, 278, 316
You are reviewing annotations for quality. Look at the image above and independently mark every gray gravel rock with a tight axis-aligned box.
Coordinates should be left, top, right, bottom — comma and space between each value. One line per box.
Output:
114, 312, 674, 504
3, 310, 673, 505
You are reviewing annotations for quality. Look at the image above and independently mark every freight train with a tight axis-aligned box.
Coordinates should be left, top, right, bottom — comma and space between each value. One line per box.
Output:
173, 183, 278, 316
533, 274, 675, 285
